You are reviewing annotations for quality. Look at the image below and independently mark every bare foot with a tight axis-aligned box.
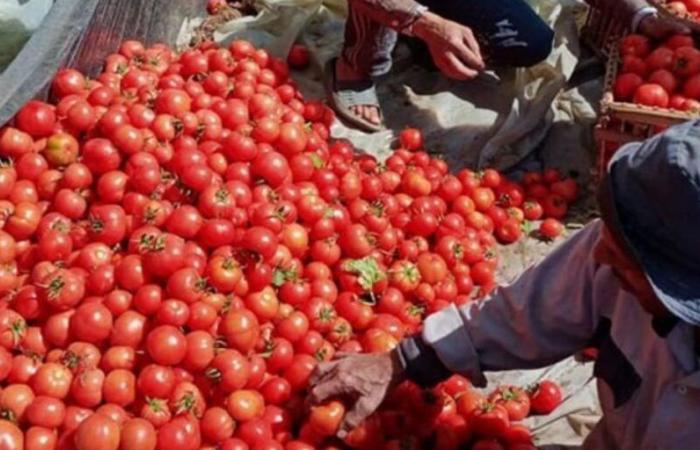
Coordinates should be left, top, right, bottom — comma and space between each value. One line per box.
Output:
335, 58, 382, 126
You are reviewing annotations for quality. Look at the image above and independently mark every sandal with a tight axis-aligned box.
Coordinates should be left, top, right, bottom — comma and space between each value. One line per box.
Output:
323, 57, 384, 133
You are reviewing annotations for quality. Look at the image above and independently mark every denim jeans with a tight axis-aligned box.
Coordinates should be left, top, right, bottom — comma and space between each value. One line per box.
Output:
341, 0, 554, 77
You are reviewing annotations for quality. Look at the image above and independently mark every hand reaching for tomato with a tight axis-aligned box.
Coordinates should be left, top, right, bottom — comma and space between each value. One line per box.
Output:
307, 351, 404, 438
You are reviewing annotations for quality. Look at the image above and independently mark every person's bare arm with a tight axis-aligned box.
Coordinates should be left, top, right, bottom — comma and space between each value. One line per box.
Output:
349, 1, 484, 79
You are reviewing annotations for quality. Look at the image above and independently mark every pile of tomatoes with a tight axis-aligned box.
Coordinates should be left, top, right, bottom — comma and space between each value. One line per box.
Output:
325, 374, 563, 450
613, 33, 700, 111
0, 35, 574, 450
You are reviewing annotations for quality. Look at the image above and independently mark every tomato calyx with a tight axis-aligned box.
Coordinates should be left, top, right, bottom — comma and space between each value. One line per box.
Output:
259, 338, 276, 359
61, 349, 82, 370
390, 262, 420, 283
343, 257, 385, 293
0, 408, 17, 424
272, 266, 298, 288
369, 201, 385, 218
308, 152, 325, 170
204, 367, 223, 383
314, 346, 331, 362
143, 234, 167, 253
174, 391, 200, 416
45, 275, 66, 299
146, 396, 167, 412
8, 319, 25, 348
213, 335, 228, 350
89, 217, 105, 232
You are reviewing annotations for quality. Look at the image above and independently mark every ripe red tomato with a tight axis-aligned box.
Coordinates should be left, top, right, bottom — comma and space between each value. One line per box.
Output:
488, 386, 531, 421
648, 69, 678, 95
673, 46, 700, 77
16, 101, 56, 137
156, 416, 201, 450
287, 44, 310, 69
0, 420, 23, 450
469, 403, 510, 438
645, 47, 674, 71
529, 380, 563, 414
620, 34, 651, 58
145, 325, 187, 366
309, 400, 345, 436
201, 406, 235, 443
495, 218, 522, 244
539, 218, 564, 239
399, 128, 423, 151
542, 194, 568, 219
415, 252, 448, 284
633, 83, 669, 107
74, 412, 120, 450
120, 418, 157, 450
226, 389, 265, 422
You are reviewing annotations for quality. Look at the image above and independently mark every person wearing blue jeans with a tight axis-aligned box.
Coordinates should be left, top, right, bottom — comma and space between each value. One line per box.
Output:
327, 0, 688, 132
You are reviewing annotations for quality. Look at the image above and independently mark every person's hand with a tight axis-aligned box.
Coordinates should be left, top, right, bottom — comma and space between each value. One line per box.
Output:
638, 14, 690, 39
412, 11, 485, 80
307, 351, 405, 438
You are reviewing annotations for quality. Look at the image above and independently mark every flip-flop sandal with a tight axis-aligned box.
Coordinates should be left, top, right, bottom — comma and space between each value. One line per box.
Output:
324, 58, 384, 133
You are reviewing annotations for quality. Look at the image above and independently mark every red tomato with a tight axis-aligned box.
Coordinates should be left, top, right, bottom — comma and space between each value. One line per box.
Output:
469, 403, 510, 438
287, 44, 310, 70
648, 69, 678, 95
120, 418, 157, 450
488, 386, 531, 421
309, 400, 345, 436
529, 380, 563, 414
399, 128, 423, 151
74, 413, 120, 450
539, 218, 564, 239
673, 46, 700, 77
619, 34, 650, 58
633, 83, 669, 107
145, 325, 187, 366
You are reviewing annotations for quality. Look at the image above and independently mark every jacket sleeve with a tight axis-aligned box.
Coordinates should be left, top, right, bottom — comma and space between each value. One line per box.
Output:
584, 0, 653, 29
348, 0, 428, 32
414, 221, 606, 387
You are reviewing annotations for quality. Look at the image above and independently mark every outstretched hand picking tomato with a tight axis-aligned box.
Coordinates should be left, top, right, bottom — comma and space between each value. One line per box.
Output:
307, 352, 403, 438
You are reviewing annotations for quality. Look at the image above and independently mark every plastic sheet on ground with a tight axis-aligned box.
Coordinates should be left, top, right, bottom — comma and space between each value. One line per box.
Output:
0, 0, 52, 72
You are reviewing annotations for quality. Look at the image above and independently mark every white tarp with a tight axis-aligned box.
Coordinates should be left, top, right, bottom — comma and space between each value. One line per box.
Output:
0, 0, 52, 72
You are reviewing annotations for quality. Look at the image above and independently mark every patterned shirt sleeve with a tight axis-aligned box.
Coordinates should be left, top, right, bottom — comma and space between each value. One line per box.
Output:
420, 221, 606, 387
348, 0, 428, 32
585, 0, 653, 27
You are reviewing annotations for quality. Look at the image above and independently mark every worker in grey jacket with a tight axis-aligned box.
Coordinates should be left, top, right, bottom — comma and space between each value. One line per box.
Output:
308, 119, 700, 449
329, 0, 688, 131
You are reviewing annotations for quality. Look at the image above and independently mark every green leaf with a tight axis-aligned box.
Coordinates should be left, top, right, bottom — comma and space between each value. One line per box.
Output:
308, 152, 325, 169
344, 257, 386, 291
272, 267, 297, 288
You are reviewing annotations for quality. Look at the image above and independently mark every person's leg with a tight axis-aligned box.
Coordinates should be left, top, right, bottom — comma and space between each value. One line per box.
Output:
341, 3, 398, 79
420, 0, 554, 68
334, 3, 398, 127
